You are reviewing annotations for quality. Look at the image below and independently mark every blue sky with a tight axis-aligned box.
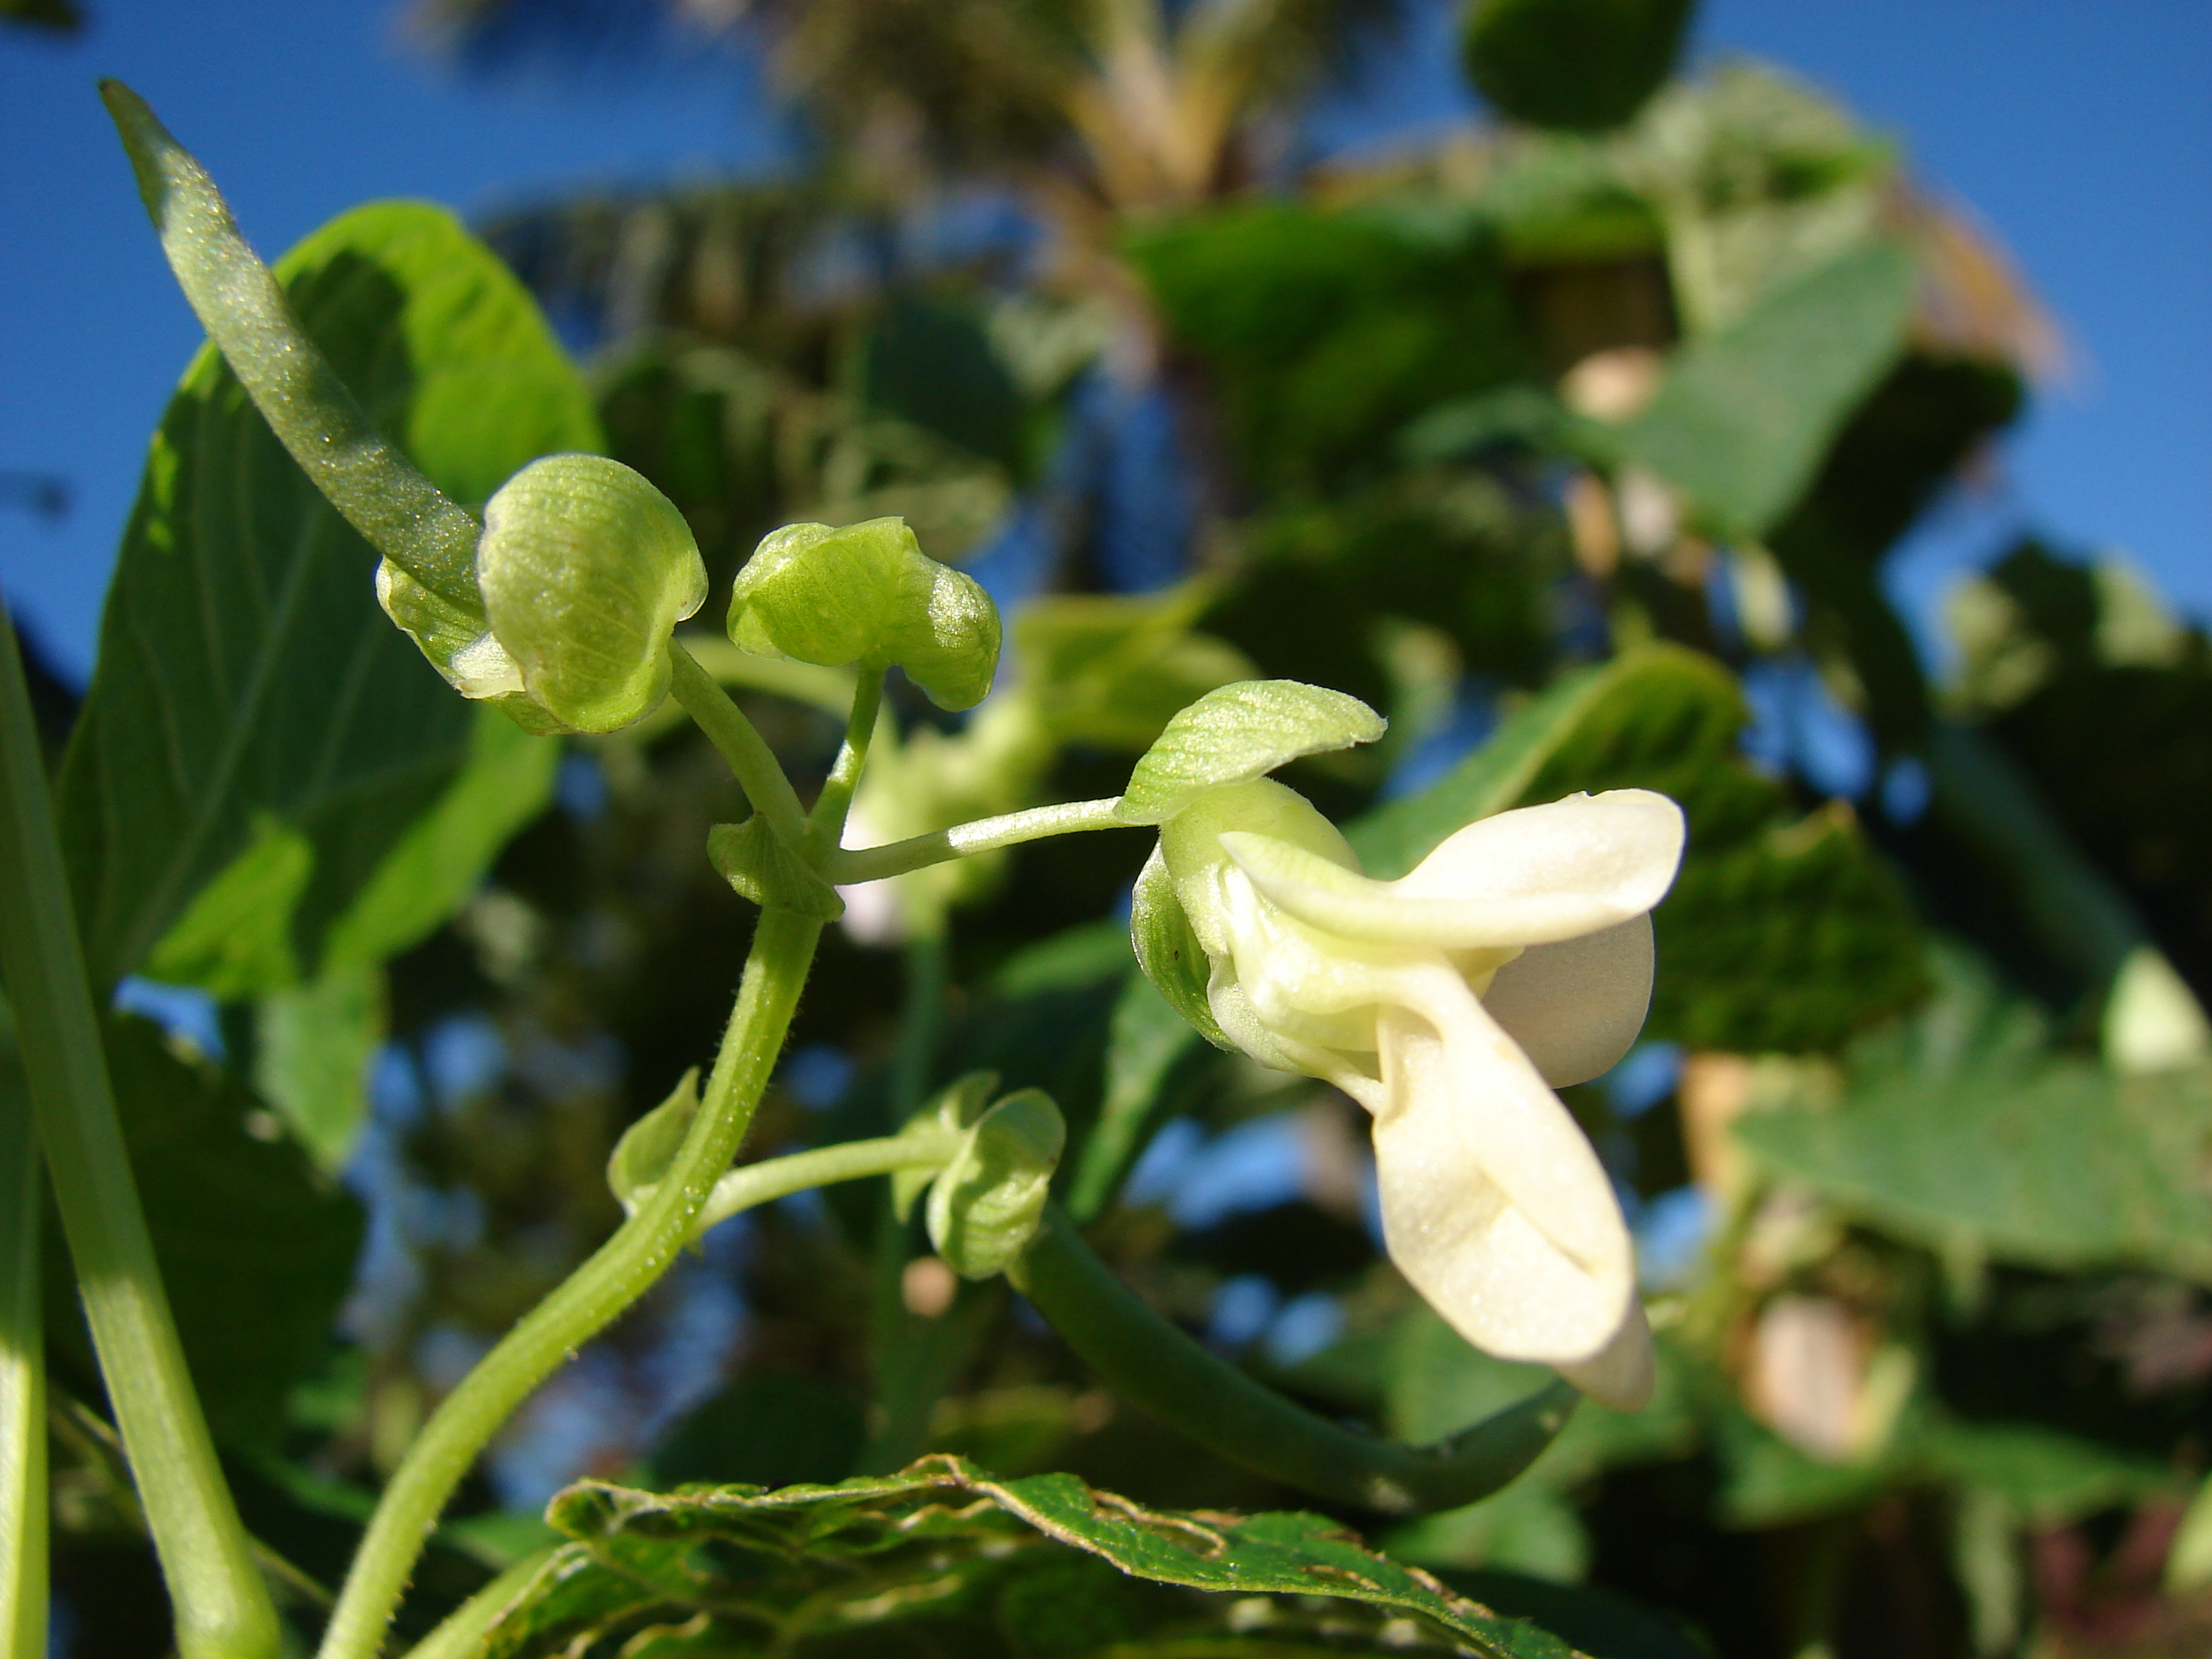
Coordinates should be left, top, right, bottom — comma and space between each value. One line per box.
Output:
4, 0, 2207, 682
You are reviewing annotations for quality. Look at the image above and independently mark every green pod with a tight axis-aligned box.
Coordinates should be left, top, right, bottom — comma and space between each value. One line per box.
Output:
1462, 0, 1692, 133
476, 455, 709, 734
726, 518, 1001, 711
927, 1089, 1065, 1280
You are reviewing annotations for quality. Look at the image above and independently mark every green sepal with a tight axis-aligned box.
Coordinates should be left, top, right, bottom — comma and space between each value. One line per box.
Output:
476, 455, 709, 734
892, 1071, 999, 1222
725, 518, 1002, 711
606, 1068, 701, 1218
1115, 679, 1385, 826
706, 819, 844, 921
1129, 843, 1232, 1050
927, 1088, 1066, 1280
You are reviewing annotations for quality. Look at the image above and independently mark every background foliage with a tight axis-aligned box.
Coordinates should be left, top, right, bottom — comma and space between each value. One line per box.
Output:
16, 2, 2212, 1655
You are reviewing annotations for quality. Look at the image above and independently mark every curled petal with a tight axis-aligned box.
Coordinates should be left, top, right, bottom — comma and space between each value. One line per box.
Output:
1479, 915, 1654, 1088
1218, 789, 1683, 950
1370, 990, 1646, 1404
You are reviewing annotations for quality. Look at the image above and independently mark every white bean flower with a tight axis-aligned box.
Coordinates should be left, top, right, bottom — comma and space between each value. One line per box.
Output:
1141, 778, 1686, 1410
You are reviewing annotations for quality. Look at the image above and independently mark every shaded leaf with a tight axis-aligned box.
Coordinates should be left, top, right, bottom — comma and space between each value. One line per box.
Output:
45, 1014, 363, 1450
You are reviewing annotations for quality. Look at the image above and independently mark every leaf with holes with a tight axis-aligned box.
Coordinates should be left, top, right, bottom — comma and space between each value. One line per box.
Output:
478, 1457, 1584, 1658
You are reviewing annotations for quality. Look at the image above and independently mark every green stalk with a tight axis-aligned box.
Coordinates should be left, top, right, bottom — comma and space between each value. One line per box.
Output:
0, 1020, 46, 1659
829, 797, 1130, 886
100, 82, 480, 606
668, 643, 810, 851
1020, 1204, 1577, 1515
316, 909, 822, 1659
806, 664, 886, 859
691, 1129, 957, 1237
0, 610, 278, 1659
400, 1548, 555, 1659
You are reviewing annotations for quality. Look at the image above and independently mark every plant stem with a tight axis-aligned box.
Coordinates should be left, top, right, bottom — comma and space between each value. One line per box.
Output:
806, 664, 886, 859
691, 1130, 958, 1237
1020, 1203, 1577, 1514
400, 1548, 555, 1659
315, 909, 822, 1659
100, 82, 481, 606
0, 1024, 46, 1659
668, 642, 810, 851
828, 797, 1130, 886
0, 609, 278, 1659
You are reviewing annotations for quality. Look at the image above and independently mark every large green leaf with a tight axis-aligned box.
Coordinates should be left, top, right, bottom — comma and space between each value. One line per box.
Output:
60, 201, 596, 991
44, 1013, 362, 1449
1617, 243, 1914, 539
1353, 644, 1924, 1052
479, 1458, 1584, 1659
1737, 953, 2212, 1282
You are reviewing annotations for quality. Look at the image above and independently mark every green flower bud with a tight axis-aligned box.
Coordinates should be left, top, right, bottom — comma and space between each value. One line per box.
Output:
925, 1088, 1064, 1281
726, 517, 1001, 711
892, 1071, 999, 1223
475, 454, 708, 734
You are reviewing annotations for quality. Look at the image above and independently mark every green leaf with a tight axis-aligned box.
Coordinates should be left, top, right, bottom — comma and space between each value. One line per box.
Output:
725, 517, 1002, 710
1115, 680, 1386, 826
1463, 0, 1692, 133
482, 1458, 1581, 1659
1617, 243, 1915, 538
60, 200, 596, 989
605, 1070, 701, 1218
45, 1014, 363, 1450
1126, 842, 1231, 1055
1735, 952, 2212, 1282
927, 1089, 1064, 1280
1064, 971, 1207, 1220
476, 455, 709, 733
251, 960, 383, 1172
317, 705, 561, 972
705, 817, 844, 920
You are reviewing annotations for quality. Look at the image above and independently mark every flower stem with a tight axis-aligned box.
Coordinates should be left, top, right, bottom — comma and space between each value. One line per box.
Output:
668, 642, 810, 851
691, 1129, 957, 1237
828, 797, 1130, 886
399, 1548, 555, 1659
0, 608, 279, 1659
0, 1031, 46, 1659
1019, 1203, 1577, 1514
315, 909, 823, 1659
806, 664, 886, 859
100, 82, 481, 606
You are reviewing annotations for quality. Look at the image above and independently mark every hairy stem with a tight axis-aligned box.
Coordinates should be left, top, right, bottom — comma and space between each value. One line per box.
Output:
316, 910, 823, 1659
668, 643, 811, 851
400, 1549, 555, 1659
0, 609, 279, 1659
101, 82, 481, 606
828, 797, 1130, 886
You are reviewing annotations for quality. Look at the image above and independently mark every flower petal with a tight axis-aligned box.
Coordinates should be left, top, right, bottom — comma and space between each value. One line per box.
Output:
1555, 1298, 1656, 1412
1479, 915, 1654, 1087
1370, 991, 1637, 1375
1218, 789, 1683, 949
